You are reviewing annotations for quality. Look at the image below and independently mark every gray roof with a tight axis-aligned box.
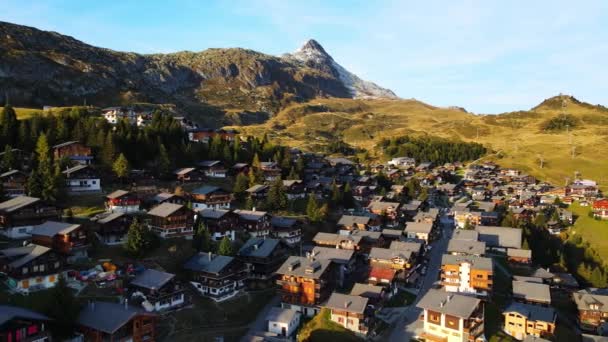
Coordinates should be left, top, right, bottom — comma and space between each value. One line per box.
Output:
1, 245, 52, 268
367, 201, 400, 211
507, 248, 532, 258
573, 291, 608, 313
0, 196, 40, 213
234, 209, 268, 221
32, 221, 80, 237
271, 216, 298, 228
404, 222, 433, 234
350, 230, 381, 241
441, 254, 493, 271
447, 239, 486, 255
238, 238, 281, 258
325, 292, 368, 314
62, 164, 90, 175
350, 283, 384, 298
0, 305, 50, 326
174, 167, 196, 175
452, 229, 479, 241
152, 192, 177, 202
95, 212, 125, 224
266, 307, 299, 324
337, 215, 370, 227
130, 269, 175, 290
246, 184, 269, 193
512, 280, 551, 304
77, 301, 152, 334
581, 334, 608, 342
369, 247, 413, 261
276, 256, 331, 279
106, 190, 130, 199
192, 185, 221, 195
417, 289, 481, 318
0, 169, 23, 178
313, 232, 362, 246
523, 336, 552, 342
147, 203, 183, 218
198, 160, 221, 167
389, 241, 422, 253
512, 276, 544, 284
184, 253, 234, 274
503, 302, 556, 323
475, 226, 522, 249
52, 140, 79, 149
381, 229, 403, 238
199, 208, 230, 219
311, 246, 354, 264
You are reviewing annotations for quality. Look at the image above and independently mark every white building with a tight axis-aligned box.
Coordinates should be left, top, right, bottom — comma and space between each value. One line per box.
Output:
62, 165, 101, 192
388, 157, 416, 168
266, 307, 301, 337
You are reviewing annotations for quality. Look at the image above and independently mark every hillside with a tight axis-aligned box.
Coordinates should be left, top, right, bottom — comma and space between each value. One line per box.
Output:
231, 95, 608, 190
0, 21, 395, 127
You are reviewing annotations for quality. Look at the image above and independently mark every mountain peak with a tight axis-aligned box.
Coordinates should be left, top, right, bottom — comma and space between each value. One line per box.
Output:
297, 39, 328, 56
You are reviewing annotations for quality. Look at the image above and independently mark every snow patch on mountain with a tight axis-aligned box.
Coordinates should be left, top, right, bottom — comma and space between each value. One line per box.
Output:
287, 39, 398, 99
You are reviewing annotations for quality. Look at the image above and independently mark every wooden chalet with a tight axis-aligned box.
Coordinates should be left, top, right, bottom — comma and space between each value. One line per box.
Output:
270, 216, 302, 247
197, 160, 227, 178
129, 269, 185, 311
92, 212, 133, 246
282, 180, 306, 199
197, 208, 239, 241
31, 221, 89, 262
62, 164, 101, 192
0, 305, 51, 342
173, 167, 205, 182
234, 210, 271, 238
237, 238, 289, 282
190, 185, 233, 211
105, 190, 141, 213
0, 196, 61, 239
0, 169, 27, 197
184, 252, 247, 302
0, 245, 64, 293
52, 141, 93, 164
146, 203, 194, 239
77, 301, 157, 342
259, 161, 281, 181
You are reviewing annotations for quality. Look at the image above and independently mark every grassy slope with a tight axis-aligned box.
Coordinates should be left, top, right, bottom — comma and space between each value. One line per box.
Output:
231, 95, 608, 191
569, 202, 608, 259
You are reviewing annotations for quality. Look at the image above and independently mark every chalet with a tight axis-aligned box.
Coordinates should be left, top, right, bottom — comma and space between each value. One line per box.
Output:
92, 212, 133, 246
366, 201, 401, 220
77, 301, 157, 342
325, 292, 372, 336
592, 199, 608, 220
313, 232, 362, 251
0, 196, 61, 239
188, 128, 237, 143
573, 290, 608, 332
503, 302, 556, 340
106, 190, 141, 213
350, 283, 386, 307
101, 107, 151, 126
147, 203, 194, 239
0, 169, 27, 197
404, 222, 434, 243
353, 186, 373, 202
62, 164, 101, 192
508, 248, 532, 264
184, 253, 247, 302
454, 210, 482, 228
0, 305, 51, 342
259, 161, 281, 181
266, 307, 301, 338
368, 267, 397, 287
512, 280, 551, 306
0, 245, 63, 293
52, 141, 93, 164
337, 215, 371, 231
417, 289, 485, 342
381, 229, 403, 242
197, 208, 239, 241
441, 254, 493, 296
197, 160, 227, 178
237, 237, 288, 282
475, 225, 522, 250
150, 192, 185, 206
31, 221, 89, 262
129, 269, 185, 311
402, 200, 423, 219
190, 185, 233, 210
388, 157, 416, 168
283, 180, 306, 199
452, 229, 479, 241
369, 247, 416, 271
276, 256, 334, 316
413, 208, 439, 224
348, 230, 383, 252
230, 163, 250, 176
234, 210, 271, 238
270, 216, 302, 247
246, 184, 269, 200
173, 167, 205, 182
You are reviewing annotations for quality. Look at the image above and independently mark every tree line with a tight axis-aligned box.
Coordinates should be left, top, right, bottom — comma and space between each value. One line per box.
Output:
379, 135, 487, 165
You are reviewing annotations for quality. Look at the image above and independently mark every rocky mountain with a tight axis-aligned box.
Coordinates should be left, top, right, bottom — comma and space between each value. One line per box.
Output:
0, 21, 397, 125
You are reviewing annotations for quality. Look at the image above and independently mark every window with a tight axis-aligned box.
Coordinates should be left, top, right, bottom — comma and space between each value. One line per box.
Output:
338, 317, 344, 323
33, 265, 39, 272
54, 261, 60, 269
347, 319, 353, 325
22, 267, 28, 275
476, 274, 484, 279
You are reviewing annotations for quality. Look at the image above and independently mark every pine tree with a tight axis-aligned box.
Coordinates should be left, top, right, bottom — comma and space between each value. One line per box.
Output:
342, 182, 355, 209
44, 276, 79, 339
218, 236, 234, 256
233, 135, 241, 162
193, 222, 213, 252
101, 132, 116, 168
27, 169, 42, 197
252, 153, 261, 169
35, 134, 58, 202
245, 196, 254, 210
501, 210, 517, 227
157, 144, 170, 177
0, 145, 15, 171
318, 203, 329, 221
233, 172, 250, 201
267, 176, 288, 210
125, 219, 147, 256
0, 104, 18, 145
296, 157, 305, 174
306, 195, 320, 222
534, 212, 547, 228
113, 153, 130, 180
330, 181, 342, 206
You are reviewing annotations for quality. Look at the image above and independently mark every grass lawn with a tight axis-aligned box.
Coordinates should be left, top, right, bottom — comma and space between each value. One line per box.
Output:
569, 202, 608, 260
385, 290, 416, 307
297, 308, 362, 342
63, 192, 106, 218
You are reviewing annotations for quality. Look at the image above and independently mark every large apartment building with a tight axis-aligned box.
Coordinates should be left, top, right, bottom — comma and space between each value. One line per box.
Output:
441, 254, 493, 296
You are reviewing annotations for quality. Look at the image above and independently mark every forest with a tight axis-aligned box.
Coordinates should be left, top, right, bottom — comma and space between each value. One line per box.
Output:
379, 135, 487, 164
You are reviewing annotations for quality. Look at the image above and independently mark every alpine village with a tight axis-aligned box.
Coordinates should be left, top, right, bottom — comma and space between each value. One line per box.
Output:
1, 20, 608, 342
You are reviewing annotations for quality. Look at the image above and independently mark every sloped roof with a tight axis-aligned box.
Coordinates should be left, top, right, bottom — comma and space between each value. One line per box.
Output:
337, 215, 370, 227
1, 245, 52, 268
184, 253, 234, 274
404, 222, 433, 234
0, 196, 40, 213
238, 238, 281, 258
0, 305, 50, 326
441, 254, 493, 271
77, 301, 153, 334
199, 208, 230, 219
276, 256, 331, 279
191, 185, 221, 195
475, 226, 522, 249
369, 247, 413, 261
266, 307, 299, 324
130, 269, 174, 290
106, 190, 130, 199
325, 292, 368, 314
418, 289, 481, 318
350, 283, 384, 298
32, 221, 81, 237
512, 280, 551, 304
447, 239, 486, 255
311, 246, 354, 264
503, 302, 555, 323
147, 203, 183, 217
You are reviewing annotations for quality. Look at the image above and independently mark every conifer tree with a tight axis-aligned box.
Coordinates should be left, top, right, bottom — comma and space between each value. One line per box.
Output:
0, 145, 15, 171
307, 195, 320, 222
267, 176, 288, 210
44, 276, 79, 339
218, 236, 234, 256
101, 132, 116, 168
233, 172, 250, 201
157, 144, 171, 177
125, 219, 147, 256
113, 153, 130, 180
193, 222, 213, 252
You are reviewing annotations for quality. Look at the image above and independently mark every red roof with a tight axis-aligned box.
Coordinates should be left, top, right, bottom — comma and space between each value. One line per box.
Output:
593, 199, 608, 210
369, 267, 396, 282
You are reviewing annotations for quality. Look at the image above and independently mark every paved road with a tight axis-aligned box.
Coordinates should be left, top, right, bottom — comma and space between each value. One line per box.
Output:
388, 214, 455, 341
240, 295, 281, 342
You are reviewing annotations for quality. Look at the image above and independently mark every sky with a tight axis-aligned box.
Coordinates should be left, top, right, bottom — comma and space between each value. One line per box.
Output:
1, 0, 607, 113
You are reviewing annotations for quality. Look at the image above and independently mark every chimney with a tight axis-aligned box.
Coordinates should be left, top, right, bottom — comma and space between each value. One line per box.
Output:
252, 207, 256, 212
124, 298, 128, 309
344, 301, 351, 309
208, 251, 212, 261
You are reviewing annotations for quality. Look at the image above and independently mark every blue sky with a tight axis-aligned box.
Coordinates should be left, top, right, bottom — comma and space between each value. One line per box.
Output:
1, 0, 607, 113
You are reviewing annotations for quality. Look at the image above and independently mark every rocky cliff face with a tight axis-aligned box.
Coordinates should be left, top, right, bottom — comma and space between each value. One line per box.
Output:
0, 21, 397, 125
